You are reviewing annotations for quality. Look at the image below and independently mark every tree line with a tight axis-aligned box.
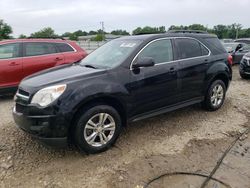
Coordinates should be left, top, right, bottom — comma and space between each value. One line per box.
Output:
1, 18, 250, 41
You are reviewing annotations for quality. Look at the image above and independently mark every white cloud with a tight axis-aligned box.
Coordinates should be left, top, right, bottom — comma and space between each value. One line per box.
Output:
0, 0, 249, 37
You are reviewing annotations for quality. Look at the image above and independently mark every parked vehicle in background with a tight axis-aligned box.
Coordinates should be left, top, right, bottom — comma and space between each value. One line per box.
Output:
239, 52, 250, 79
13, 31, 232, 153
222, 42, 250, 64
221, 39, 234, 43
235, 38, 250, 45
0, 39, 87, 94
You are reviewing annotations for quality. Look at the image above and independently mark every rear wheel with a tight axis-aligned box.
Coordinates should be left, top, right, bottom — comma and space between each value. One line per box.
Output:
203, 80, 226, 111
74, 105, 122, 154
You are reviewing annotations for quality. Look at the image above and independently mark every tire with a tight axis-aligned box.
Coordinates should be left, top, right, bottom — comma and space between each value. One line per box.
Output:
203, 80, 226, 111
74, 105, 122, 154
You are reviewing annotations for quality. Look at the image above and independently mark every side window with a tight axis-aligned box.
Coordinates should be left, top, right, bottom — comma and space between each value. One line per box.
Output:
25, 42, 57, 57
176, 38, 204, 59
0, 43, 20, 59
138, 39, 173, 64
55, 43, 75, 52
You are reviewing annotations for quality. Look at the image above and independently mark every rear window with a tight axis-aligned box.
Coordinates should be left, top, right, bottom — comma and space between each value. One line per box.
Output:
203, 37, 227, 55
0, 43, 20, 59
25, 42, 57, 56
176, 38, 204, 59
55, 43, 75, 52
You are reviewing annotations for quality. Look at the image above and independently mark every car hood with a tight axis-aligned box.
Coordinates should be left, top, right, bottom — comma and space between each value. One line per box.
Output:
20, 64, 106, 89
244, 52, 250, 58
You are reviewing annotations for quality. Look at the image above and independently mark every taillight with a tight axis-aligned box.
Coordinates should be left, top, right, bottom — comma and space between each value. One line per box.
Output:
227, 55, 233, 66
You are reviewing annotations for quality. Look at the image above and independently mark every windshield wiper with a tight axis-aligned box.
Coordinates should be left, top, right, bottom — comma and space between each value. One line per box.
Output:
83, 64, 97, 69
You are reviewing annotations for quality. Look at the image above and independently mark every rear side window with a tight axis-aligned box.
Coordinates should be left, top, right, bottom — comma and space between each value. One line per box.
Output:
203, 37, 226, 55
0, 43, 20, 59
175, 38, 207, 59
138, 39, 173, 64
25, 42, 57, 56
55, 43, 75, 52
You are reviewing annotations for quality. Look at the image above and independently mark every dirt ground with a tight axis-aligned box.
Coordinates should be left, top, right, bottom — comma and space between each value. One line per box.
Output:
0, 65, 249, 188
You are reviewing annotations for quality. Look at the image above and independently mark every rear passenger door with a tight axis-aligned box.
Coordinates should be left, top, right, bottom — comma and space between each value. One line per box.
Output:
23, 42, 64, 78
175, 38, 210, 101
129, 39, 180, 116
55, 43, 80, 63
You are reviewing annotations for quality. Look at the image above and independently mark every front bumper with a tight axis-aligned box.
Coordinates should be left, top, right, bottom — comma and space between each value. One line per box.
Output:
240, 57, 250, 75
13, 106, 69, 147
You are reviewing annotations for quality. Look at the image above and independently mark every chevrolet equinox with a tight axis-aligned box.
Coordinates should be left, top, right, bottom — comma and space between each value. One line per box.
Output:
13, 31, 232, 153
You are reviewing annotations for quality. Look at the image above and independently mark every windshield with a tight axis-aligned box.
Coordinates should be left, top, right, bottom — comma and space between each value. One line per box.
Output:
80, 39, 142, 68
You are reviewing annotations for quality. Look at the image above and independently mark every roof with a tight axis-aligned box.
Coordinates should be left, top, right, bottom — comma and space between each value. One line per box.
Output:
0, 38, 72, 44
117, 32, 217, 41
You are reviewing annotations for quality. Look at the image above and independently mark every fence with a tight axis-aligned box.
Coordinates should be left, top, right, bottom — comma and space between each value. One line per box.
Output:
77, 41, 106, 53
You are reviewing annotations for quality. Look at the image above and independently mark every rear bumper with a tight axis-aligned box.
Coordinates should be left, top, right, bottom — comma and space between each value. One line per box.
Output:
13, 106, 69, 147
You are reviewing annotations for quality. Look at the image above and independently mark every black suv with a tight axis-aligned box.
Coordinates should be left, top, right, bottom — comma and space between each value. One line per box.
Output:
13, 32, 232, 153
239, 52, 250, 79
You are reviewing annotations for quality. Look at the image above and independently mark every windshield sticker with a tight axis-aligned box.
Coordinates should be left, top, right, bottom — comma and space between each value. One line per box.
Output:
120, 43, 137, 48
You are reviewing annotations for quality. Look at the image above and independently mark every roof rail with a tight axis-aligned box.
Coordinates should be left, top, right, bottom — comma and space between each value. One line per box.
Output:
27, 37, 65, 40
168, 30, 208, 34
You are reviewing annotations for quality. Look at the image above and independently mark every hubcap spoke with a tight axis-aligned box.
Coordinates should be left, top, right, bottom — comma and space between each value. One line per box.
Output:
86, 132, 97, 144
103, 123, 116, 131
86, 120, 97, 130
99, 113, 108, 124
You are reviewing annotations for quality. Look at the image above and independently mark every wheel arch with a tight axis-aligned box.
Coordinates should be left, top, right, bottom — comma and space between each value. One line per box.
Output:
68, 95, 127, 138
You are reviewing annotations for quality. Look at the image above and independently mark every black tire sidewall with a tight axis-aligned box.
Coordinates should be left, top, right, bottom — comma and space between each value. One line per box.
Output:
74, 105, 122, 154
205, 80, 226, 111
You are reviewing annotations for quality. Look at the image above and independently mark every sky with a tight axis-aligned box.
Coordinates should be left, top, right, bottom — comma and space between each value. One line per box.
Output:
0, 0, 250, 37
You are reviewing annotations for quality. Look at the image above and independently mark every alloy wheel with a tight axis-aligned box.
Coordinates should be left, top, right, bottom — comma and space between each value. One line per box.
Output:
83, 113, 116, 147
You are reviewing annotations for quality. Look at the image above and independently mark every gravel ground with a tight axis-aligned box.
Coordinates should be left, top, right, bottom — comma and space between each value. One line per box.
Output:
0, 65, 249, 188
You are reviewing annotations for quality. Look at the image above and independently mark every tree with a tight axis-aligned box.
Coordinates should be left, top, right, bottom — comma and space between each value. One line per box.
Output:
0, 19, 12, 40
132, 26, 166, 35
30, 27, 58, 38
111, 30, 130, 35
213, 25, 229, 39
88, 30, 98, 35
18, 34, 27, 39
91, 34, 105, 41
188, 24, 207, 31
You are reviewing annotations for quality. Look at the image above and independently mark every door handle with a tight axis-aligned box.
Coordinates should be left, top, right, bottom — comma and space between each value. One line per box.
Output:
204, 59, 209, 65
169, 67, 176, 73
55, 57, 63, 61
9, 62, 20, 66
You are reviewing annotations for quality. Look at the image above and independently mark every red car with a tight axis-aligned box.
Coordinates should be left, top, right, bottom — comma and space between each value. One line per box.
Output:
0, 39, 87, 94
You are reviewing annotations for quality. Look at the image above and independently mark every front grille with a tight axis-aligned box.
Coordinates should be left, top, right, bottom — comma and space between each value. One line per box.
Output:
242, 58, 250, 66
18, 89, 30, 97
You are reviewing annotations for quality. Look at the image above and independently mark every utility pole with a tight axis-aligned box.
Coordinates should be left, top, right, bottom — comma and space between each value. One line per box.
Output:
100, 21, 105, 41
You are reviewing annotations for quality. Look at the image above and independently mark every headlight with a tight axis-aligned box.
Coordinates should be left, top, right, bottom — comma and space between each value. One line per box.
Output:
31, 84, 67, 107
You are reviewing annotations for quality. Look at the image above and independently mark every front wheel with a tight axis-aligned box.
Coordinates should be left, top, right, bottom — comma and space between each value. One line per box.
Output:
203, 80, 226, 111
74, 105, 122, 154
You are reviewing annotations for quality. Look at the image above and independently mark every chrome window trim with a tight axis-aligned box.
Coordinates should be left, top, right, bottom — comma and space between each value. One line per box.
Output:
130, 37, 211, 70
0, 41, 77, 60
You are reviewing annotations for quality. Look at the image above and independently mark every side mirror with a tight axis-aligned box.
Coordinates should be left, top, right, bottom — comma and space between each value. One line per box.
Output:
132, 57, 155, 69
238, 48, 243, 52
